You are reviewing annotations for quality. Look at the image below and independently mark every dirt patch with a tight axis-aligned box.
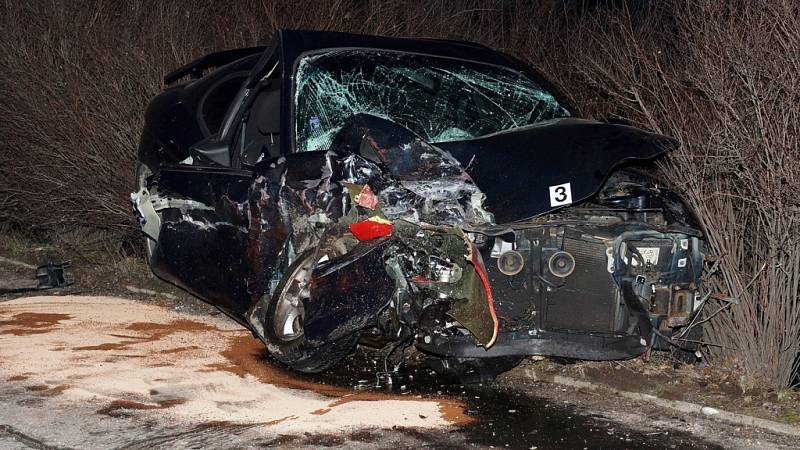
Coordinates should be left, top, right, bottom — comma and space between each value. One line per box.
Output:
0, 295, 459, 434
41, 384, 71, 397
44, 384, 71, 396
97, 398, 188, 417
264, 416, 297, 426
126, 320, 217, 335
301, 432, 346, 447
25, 385, 50, 392
515, 357, 800, 427
23, 383, 71, 397
75, 342, 129, 351
581, 364, 672, 393
347, 429, 379, 443
160, 346, 200, 354
73, 319, 218, 352
0, 312, 71, 335
208, 334, 348, 397
437, 399, 474, 426
212, 333, 474, 425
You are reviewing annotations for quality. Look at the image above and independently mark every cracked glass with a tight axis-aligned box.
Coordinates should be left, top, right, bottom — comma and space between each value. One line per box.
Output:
294, 50, 569, 152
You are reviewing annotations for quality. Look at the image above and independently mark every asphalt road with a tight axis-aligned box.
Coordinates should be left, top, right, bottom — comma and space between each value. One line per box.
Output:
0, 296, 729, 449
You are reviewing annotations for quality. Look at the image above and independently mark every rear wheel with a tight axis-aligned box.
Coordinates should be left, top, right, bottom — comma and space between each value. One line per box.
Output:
263, 251, 360, 373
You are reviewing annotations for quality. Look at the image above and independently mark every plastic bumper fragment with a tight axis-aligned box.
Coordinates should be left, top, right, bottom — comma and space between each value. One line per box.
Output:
349, 217, 393, 241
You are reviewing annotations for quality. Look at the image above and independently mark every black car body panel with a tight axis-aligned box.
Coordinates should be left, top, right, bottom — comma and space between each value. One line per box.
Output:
132, 29, 705, 376
303, 238, 397, 345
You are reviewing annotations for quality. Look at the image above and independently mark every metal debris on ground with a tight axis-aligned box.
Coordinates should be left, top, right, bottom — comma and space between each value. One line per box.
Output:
0, 258, 73, 294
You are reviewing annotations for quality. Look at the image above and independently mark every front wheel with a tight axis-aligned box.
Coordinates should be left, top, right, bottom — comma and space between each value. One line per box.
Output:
262, 251, 359, 373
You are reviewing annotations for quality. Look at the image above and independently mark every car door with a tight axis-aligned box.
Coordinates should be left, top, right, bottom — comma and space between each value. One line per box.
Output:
149, 165, 254, 320
147, 49, 286, 321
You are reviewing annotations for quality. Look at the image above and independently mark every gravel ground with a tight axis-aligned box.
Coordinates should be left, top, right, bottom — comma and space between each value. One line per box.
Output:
2, 294, 797, 449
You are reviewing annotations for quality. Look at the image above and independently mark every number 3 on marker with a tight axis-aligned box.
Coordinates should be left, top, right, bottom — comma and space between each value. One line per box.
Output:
548, 182, 572, 207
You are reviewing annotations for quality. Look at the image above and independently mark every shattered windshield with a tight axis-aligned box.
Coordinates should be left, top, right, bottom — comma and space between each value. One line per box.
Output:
294, 50, 569, 152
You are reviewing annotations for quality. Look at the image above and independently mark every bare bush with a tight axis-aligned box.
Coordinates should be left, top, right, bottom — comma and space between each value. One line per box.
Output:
1, 0, 797, 387
525, 1, 800, 388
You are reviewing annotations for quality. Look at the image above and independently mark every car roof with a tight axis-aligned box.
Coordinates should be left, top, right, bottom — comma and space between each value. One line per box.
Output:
274, 29, 521, 70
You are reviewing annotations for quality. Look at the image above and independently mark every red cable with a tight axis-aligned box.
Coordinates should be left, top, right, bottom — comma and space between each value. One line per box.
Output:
470, 244, 499, 348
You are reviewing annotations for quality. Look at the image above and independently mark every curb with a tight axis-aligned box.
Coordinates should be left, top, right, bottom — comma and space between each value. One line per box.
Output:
528, 369, 800, 438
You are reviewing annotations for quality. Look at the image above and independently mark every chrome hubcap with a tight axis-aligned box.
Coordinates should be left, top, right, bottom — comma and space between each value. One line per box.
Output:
273, 261, 311, 341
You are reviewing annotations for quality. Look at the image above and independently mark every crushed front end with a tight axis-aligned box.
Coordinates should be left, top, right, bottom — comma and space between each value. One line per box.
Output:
245, 115, 705, 373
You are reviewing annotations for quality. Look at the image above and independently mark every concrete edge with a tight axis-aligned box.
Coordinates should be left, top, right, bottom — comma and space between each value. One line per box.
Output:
527, 369, 800, 438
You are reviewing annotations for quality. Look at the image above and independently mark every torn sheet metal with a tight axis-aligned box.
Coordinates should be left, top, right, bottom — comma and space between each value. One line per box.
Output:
345, 183, 379, 210
0, 261, 73, 294
393, 222, 498, 347
302, 238, 396, 345
140, 112, 702, 375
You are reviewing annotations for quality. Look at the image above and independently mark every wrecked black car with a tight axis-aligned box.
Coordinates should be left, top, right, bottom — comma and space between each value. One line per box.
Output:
132, 30, 705, 378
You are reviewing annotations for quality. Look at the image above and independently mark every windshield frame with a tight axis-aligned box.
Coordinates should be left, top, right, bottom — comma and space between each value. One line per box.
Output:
288, 47, 571, 154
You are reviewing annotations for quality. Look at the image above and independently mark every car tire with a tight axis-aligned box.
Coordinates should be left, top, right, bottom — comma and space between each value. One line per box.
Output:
262, 250, 360, 373
134, 161, 157, 263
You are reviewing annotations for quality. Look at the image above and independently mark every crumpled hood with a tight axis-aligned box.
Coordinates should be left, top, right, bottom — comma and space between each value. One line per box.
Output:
334, 115, 678, 225
435, 118, 679, 223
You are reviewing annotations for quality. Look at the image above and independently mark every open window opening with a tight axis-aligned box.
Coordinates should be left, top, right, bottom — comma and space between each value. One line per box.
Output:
238, 63, 282, 167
